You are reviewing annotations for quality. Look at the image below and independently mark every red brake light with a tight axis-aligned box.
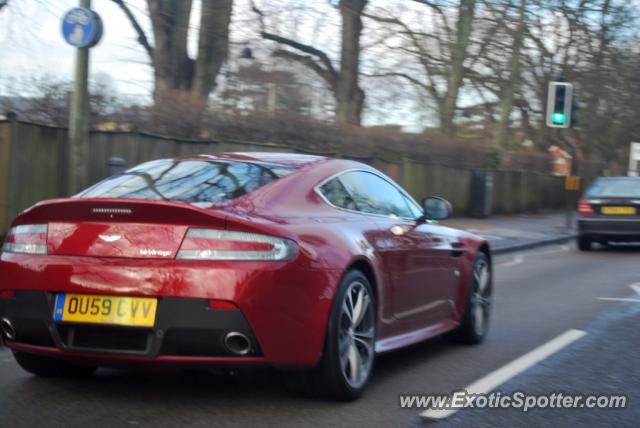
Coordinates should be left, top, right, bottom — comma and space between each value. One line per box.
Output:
177, 229, 297, 261
0, 290, 15, 299
2, 224, 48, 254
577, 200, 595, 216
208, 300, 238, 310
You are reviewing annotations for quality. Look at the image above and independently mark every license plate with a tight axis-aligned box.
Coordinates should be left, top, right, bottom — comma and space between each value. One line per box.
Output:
601, 206, 636, 215
53, 293, 157, 327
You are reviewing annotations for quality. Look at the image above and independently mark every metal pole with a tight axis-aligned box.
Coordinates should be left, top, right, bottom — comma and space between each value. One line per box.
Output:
267, 83, 276, 115
68, 0, 91, 195
561, 133, 578, 229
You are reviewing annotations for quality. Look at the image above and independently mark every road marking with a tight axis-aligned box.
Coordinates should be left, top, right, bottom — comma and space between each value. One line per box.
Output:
498, 255, 524, 267
532, 244, 570, 255
597, 297, 640, 303
597, 282, 640, 303
421, 329, 587, 420
496, 244, 569, 268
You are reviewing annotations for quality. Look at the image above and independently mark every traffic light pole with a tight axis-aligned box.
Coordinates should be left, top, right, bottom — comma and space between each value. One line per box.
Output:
68, 0, 91, 195
560, 133, 579, 229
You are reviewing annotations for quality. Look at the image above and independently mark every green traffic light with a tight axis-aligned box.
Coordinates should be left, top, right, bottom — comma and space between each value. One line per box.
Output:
552, 112, 566, 124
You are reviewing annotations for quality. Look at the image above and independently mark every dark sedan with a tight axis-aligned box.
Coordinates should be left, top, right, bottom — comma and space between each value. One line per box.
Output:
577, 176, 640, 250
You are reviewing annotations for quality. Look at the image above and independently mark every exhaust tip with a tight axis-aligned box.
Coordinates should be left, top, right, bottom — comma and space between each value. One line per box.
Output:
224, 331, 251, 356
1, 318, 15, 341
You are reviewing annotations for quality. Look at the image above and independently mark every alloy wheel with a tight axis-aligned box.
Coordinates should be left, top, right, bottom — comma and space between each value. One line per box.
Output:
338, 281, 375, 389
471, 259, 492, 336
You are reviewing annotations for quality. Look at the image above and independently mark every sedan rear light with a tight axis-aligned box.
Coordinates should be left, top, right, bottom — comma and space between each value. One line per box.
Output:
577, 200, 595, 216
177, 229, 297, 261
1, 224, 48, 254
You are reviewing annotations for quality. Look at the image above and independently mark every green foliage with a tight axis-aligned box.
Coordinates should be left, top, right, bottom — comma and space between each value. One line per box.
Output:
483, 146, 503, 170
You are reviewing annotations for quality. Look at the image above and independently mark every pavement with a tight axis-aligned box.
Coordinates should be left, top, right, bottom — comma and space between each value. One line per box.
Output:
2, 241, 639, 427
443, 212, 576, 254
433, 298, 640, 428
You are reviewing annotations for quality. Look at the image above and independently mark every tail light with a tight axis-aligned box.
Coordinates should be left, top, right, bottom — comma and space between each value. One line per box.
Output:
577, 200, 595, 216
0, 290, 15, 299
1, 224, 48, 254
177, 229, 297, 261
208, 300, 238, 310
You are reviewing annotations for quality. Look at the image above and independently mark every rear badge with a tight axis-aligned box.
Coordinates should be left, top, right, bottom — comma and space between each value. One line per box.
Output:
98, 234, 123, 243
140, 249, 172, 257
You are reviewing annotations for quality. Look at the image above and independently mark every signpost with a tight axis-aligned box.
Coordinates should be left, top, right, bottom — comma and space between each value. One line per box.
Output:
629, 142, 640, 176
61, 2, 103, 194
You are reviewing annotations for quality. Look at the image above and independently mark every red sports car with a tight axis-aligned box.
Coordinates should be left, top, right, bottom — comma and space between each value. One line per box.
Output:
0, 152, 492, 399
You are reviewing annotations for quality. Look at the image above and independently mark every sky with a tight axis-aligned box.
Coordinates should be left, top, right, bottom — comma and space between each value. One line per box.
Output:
0, 0, 158, 100
0, 0, 431, 130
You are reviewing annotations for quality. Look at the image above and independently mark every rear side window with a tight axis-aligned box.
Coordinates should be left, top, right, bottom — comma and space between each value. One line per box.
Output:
319, 178, 357, 210
587, 178, 640, 198
79, 160, 296, 203
337, 171, 417, 218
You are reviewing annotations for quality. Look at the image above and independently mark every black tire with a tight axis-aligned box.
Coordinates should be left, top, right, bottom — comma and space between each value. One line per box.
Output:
285, 270, 376, 401
449, 252, 492, 345
577, 235, 592, 251
12, 350, 97, 378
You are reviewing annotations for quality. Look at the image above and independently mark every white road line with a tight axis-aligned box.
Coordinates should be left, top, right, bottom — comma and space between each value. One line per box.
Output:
421, 329, 587, 420
496, 244, 570, 268
532, 244, 570, 255
596, 282, 640, 303
597, 297, 640, 303
497, 255, 524, 267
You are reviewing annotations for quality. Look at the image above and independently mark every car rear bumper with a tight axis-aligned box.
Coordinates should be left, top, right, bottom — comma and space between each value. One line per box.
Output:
577, 217, 640, 240
0, 254, 343, 368
1, 290, 261, 358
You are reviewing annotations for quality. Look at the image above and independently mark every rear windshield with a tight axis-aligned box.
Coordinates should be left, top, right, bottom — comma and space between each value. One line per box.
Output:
587, 178, 640, 198
79, 159, 297, 203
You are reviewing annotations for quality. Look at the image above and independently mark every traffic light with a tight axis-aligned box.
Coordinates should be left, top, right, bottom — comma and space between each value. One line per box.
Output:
546, 82, 573, 128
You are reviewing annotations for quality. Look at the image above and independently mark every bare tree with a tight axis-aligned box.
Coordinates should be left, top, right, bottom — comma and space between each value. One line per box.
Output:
110, 0, 233, 104
366, 0, 478, 136
492, 0, 527, 148
252, 0, 368, 126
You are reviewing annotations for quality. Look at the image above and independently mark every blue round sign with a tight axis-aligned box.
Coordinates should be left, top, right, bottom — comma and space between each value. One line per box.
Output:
62, 7, 103, 48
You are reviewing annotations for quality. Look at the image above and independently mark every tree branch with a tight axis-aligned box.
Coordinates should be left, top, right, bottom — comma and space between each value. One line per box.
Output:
272, 49, 337, 88
366, 72, 430, 92
261, 32, 338, 84
250, 0, 338, 85
110, 0, 154, 60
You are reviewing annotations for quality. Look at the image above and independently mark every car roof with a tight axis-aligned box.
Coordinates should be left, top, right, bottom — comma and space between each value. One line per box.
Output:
596, 176, 640, 180
185, 152, 327, 168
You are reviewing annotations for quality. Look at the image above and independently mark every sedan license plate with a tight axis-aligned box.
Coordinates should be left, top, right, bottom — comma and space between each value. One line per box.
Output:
601, 206, 636, 215
53, 293, 157, 327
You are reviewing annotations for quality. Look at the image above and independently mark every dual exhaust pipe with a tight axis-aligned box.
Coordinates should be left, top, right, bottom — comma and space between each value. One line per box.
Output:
224, 331, 251, 356
1, 318, 15, 341
0, 319, 252, 356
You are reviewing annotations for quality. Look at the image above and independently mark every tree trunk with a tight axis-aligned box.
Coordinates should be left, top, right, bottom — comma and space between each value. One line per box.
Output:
147, 0, 233, 105
336, 0, 367, 126
193, 0, 233, 99
495, 0, 527, 148
582, 0, 610, 159
147, 0, 194, 104
441, 0, 476, 136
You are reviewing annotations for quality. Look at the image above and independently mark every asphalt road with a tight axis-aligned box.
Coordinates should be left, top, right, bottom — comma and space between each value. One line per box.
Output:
1, 243, 639, 428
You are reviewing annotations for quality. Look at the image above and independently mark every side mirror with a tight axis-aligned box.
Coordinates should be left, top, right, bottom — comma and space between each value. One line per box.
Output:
421, 196, 452, 221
